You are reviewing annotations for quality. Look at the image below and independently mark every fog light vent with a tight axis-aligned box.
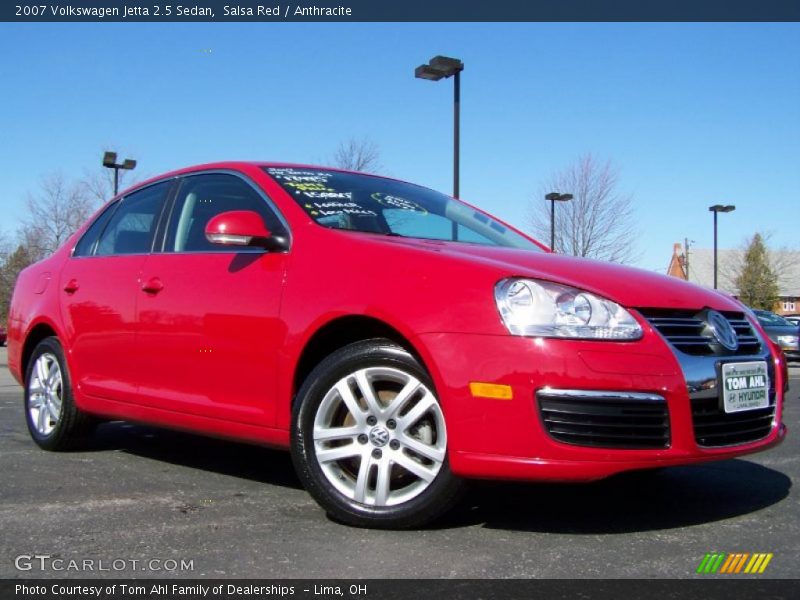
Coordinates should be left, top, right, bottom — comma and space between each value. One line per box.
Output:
536, 389, 670, 449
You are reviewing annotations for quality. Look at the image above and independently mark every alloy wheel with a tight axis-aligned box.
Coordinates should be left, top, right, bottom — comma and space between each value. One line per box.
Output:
27, 353, 63, 436
312, 366, 446, 507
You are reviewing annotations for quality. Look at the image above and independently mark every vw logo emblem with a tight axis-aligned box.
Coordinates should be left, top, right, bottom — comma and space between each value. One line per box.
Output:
707, 310, 739, 351
369, 427, 390, 447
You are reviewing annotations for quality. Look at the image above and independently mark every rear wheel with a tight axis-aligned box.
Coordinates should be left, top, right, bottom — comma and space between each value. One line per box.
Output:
25, 337, 95, 450
291, 339, 463, 528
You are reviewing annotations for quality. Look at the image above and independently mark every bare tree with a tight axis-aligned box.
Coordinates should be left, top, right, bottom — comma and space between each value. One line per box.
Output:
0, 242, 35, 322
0, 230, 13, 312
331, 137, 382, 173
529, 154, 639, 264
81, 169, 119, 204
0, 230, 11, 259
20, 173, 98, 260
1, 229, 34, 322
766, 243, 797, 285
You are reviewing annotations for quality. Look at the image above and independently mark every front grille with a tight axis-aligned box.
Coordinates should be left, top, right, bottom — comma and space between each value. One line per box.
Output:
691, 397, 775, 447
537, 390, 670, 449
640, 309, 762, 356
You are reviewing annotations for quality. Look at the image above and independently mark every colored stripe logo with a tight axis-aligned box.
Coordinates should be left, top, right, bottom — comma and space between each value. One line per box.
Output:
696, 552, 773, 574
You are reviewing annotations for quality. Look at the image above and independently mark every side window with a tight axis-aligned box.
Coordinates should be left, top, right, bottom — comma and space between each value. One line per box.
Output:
73, 200, 119, 257
165, 173, 285, 253
95, 182, 170, 256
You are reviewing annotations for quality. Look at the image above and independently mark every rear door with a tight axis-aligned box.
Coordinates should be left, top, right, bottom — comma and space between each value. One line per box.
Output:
59, 180, 173, 403
133, 172, 290, 425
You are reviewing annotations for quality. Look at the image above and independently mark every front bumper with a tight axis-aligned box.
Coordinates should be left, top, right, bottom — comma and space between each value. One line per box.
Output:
415, 331, 786, 481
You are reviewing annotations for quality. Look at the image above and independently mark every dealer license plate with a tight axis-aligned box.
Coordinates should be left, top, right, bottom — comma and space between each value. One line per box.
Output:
721, 361, 769, 414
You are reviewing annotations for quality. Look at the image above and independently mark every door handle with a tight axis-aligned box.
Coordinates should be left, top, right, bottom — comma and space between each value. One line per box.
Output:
141, 277, 164, 294
63, 279, 79, 294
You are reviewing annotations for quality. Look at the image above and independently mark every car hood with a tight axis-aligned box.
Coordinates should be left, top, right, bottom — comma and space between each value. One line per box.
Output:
364, 235, 742, 312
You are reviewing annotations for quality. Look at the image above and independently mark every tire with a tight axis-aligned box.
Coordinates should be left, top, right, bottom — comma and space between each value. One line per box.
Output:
24, 337, 95, 451
291, 338, 463, 529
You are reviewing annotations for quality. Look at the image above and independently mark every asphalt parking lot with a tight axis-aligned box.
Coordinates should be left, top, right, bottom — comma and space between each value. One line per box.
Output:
0, 346, 797, 579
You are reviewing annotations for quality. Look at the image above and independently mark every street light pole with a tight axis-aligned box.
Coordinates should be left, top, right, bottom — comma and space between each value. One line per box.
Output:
102, 151, 137, 196
708, 204, 736, 289
712, 210, 718, 287
545, 192, 573, 252
415, 55, 464, 241
453, 67, 460, 200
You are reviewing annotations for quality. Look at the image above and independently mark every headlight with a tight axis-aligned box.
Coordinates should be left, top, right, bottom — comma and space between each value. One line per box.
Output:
777, 335, 799, 348
494, 278, 643, 340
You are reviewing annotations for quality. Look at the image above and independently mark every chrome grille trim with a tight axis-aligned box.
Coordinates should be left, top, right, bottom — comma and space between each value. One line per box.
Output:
640, 309, 762, 356
538, 389, 665, 402
537, 389, 670, 450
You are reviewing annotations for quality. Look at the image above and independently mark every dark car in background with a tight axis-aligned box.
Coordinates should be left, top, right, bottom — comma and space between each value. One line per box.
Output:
0, 325, 7, 346
753, 310, 800, 363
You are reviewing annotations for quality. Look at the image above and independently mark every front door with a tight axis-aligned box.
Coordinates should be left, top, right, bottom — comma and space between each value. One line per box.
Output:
133, 172, 290, 426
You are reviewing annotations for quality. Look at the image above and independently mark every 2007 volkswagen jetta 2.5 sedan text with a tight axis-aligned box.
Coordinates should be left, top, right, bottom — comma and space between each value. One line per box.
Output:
6, 162, 787, 528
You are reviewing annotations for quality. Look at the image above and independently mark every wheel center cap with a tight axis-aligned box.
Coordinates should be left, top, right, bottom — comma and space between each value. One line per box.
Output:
369, 426, 390, 447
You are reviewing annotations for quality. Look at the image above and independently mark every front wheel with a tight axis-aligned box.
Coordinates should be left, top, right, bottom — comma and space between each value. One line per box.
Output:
291, 339, 463, 528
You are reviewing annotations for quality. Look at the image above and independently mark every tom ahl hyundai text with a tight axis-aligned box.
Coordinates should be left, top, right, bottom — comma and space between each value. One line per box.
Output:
6, 162, 787, 528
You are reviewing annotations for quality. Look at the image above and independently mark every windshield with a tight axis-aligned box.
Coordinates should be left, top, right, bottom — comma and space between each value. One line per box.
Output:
755, 310, 794, 327
264, 167, 541, 251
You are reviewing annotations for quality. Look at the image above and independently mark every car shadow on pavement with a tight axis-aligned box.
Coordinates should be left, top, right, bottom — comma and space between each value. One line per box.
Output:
441, 460, 791, 533
89, 421, 303, 490
82, 421, 791, 533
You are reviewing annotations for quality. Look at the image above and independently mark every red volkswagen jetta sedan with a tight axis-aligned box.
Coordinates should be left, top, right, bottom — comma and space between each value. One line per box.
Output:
6, 163, 787, 528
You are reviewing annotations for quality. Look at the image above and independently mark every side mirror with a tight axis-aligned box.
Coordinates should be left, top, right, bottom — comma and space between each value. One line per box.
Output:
205, 210, 288, 251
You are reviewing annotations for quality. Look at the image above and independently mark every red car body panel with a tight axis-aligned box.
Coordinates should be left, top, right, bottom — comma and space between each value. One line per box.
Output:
133, 251, 287, 425
59, 255, 144, 402
7, 162, 786, 482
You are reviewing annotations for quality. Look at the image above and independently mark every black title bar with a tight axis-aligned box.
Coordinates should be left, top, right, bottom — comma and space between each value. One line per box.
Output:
3, 0, 800, 22
4, 579, 800, 600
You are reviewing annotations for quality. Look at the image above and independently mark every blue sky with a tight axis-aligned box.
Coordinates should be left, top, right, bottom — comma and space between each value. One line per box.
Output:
1, 22, 798, 271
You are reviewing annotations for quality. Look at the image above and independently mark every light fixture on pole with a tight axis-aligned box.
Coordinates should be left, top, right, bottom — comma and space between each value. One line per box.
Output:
415, 55, 464, 241
708, 204, 736, 289
545, 192, 573, 252
102, 151, 137, 196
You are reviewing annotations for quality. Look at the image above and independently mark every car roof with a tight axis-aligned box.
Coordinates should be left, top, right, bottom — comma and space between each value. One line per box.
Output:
109, 161, 546, 252
118, 161, 409, 198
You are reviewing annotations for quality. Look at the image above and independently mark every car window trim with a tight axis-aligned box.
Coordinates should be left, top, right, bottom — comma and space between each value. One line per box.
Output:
158, 169, 292, 255
149, 177, 181, 254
